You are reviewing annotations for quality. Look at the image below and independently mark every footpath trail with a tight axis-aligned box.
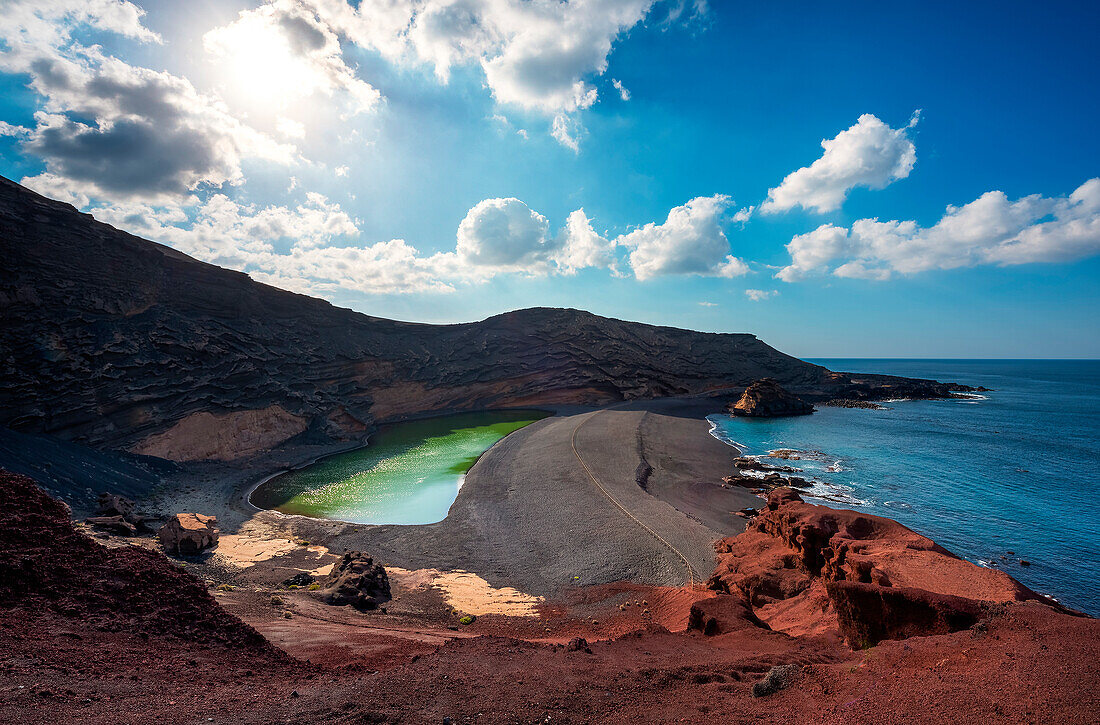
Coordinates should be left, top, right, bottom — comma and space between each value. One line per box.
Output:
273, 402, 750, 597
570, 411, 699, 588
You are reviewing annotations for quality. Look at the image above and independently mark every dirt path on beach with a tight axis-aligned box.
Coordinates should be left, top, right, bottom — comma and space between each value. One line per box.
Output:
151, 399, 760, 601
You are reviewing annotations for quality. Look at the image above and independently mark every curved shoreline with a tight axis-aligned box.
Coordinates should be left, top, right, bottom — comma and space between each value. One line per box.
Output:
244, 409, 549, 526
155, 398, 757, 597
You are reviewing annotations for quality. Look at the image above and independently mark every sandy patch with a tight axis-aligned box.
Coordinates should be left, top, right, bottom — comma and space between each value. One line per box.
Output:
216, 527, 330, 569
388, 567, 543, 617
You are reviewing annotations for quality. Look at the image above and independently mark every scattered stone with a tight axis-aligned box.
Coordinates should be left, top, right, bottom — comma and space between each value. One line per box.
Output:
564, 637, 591, 653
319, 551, 391, 610
85, 515, 137, 536
158, 513, 218, 555
752, 664, 800, 698
1020, 560, 1031, 567
88, 492, 156, 534
282, 572, 314, 588
95, 493, 135, 518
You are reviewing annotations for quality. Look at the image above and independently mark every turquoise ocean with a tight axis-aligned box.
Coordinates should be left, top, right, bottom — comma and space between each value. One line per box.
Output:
707, 359, 1100, 615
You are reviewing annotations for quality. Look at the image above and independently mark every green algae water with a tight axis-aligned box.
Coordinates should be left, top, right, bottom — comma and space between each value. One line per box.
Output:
250, 410, 549, 525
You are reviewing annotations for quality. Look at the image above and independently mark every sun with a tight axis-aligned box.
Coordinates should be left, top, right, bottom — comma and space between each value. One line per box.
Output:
205, 12, 316, 112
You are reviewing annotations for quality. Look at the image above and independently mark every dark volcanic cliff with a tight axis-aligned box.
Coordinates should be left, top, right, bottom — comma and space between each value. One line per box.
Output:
0, 175, 953, 462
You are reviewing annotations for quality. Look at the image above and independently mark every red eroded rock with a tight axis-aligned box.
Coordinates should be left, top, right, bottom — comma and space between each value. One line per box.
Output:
0, 470, 272, 649
159, 512, 219, 554
710, 488, 1072, 646
687, 593, 765, 635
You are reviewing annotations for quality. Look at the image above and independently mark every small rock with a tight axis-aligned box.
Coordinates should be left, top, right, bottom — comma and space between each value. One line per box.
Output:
564, 637, 591, 653
85, 515, 137, 536
752, 664, 800, 698
1019, 560, 1031, 567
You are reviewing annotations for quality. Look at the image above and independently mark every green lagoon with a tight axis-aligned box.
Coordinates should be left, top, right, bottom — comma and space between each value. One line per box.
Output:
250, 410, 549, 525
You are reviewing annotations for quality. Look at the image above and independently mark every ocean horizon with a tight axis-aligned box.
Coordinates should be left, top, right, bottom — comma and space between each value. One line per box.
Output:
709, 358, 1100, 615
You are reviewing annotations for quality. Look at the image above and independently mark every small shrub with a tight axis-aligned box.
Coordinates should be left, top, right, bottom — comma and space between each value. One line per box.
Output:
307, 583, 320, 591
215, 584, 235, 592
270, 595, 285, 606
459, 615, 476, 626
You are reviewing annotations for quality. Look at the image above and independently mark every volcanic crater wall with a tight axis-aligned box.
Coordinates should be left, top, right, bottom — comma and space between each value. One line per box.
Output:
0, 176, 841, 461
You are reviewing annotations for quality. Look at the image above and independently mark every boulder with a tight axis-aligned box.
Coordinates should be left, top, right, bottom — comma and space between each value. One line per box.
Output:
85, 515, 137, 536
564, 637, 591, 653
95, 493, 135, 518
688, 594, 763, 635
729, 379, 814, 418
752, 664, 800, 698
158, 513, 218, 555
95, 492, 154, 532
282, 572, 314, 588
319, 551, 390, 610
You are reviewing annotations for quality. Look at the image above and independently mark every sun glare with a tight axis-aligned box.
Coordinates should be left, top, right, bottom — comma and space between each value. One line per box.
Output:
208, 15, 315, 112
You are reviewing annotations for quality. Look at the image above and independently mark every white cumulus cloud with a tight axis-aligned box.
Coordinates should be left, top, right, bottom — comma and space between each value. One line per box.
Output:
289, 0, 672, 149
3, 2, 294, 204
776, 179, 1100, 281
554, 209, 615, 274
617, 195, 749, 280
761, 112, 919, 214
456, 197, 553, 271
744, 289, 777, 301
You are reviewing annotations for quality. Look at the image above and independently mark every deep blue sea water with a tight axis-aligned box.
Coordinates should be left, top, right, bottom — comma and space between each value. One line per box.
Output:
707, 359, 1100, 615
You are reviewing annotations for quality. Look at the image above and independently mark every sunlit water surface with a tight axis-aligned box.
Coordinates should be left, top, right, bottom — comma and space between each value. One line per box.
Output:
250, 410, 549, 525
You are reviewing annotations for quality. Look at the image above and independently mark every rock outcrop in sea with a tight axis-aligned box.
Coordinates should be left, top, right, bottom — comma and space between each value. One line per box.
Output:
729, 379, 815, 417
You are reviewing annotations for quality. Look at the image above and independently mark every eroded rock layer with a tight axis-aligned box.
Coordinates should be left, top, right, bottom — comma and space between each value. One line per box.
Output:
708, 488, 1076, 645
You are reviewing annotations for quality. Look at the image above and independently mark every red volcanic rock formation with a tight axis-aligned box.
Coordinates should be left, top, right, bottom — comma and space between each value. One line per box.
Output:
0, 470, 269, 648
709, 488, 1070, 645
730, 378, 815, 417
1, 471, 1097, 723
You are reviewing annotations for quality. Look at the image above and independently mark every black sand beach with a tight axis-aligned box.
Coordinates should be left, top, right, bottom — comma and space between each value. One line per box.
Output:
152, 399, 756, 598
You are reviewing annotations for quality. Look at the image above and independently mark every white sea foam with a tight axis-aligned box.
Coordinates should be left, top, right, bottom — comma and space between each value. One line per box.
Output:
706, 415, 747, 452
804, 479, 872, 507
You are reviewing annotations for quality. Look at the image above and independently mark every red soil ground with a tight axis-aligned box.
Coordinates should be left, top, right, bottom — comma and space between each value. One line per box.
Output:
1, 471, 1097, 724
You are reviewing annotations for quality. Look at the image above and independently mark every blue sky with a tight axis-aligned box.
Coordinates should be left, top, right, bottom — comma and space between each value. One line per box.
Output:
1, 1, 1097, 357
